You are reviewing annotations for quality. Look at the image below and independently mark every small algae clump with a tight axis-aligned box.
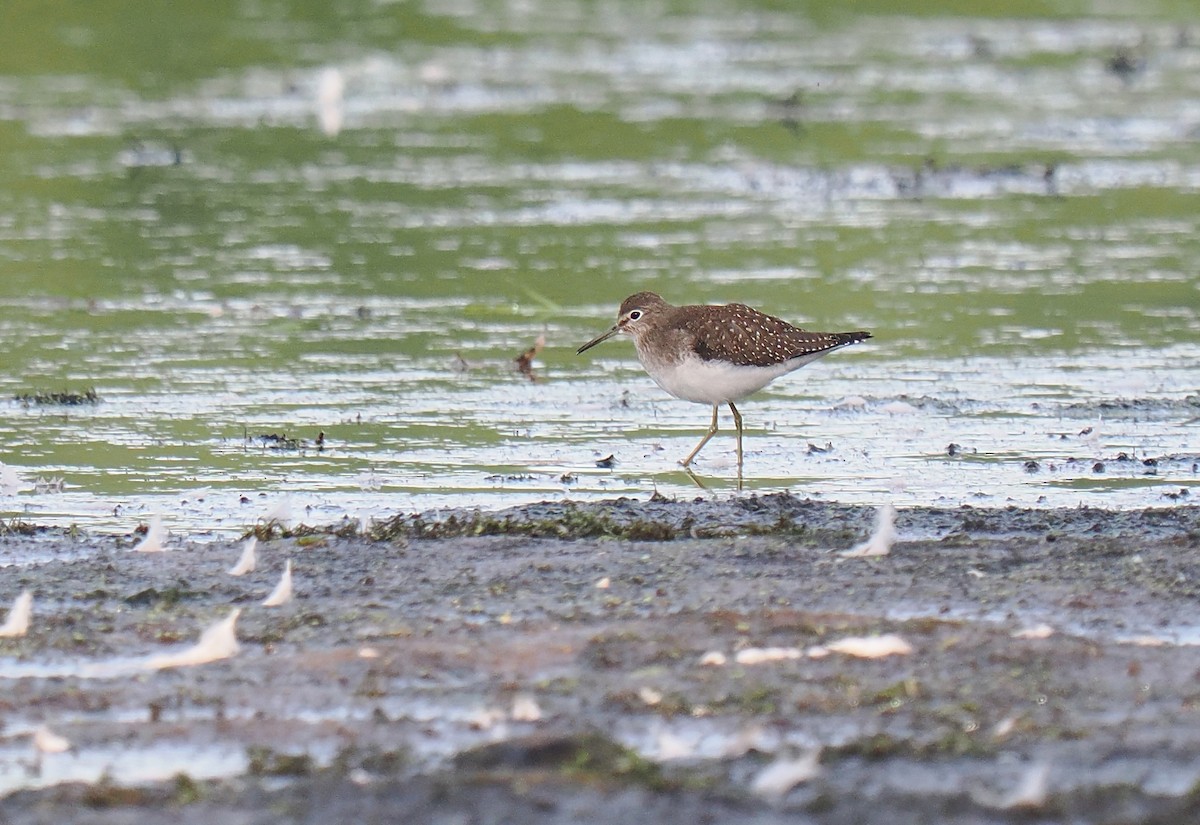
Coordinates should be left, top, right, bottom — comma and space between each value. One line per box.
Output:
454, 732, 671, 791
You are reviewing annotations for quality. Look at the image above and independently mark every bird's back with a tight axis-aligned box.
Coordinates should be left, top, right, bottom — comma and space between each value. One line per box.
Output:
673, 302, 870, 369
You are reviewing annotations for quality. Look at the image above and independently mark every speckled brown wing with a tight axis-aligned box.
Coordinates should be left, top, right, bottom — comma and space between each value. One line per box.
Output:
686, 303, 870, 368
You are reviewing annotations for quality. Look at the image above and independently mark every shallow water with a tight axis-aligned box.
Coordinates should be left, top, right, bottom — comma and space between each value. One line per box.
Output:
1, 2, 1198, 534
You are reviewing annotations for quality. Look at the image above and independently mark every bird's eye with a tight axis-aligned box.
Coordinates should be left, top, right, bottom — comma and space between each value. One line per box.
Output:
628, 310, 642, 321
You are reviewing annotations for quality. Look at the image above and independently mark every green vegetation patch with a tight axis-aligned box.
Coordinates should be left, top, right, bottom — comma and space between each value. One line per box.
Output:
454, 732, 671, 791
370, 506, 680, 542
246, 746, 314, 777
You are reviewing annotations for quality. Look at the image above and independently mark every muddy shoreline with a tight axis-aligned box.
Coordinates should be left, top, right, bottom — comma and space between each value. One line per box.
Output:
2, 494, 1200, 823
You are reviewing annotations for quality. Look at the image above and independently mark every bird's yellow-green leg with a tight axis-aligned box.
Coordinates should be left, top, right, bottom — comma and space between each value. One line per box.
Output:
682, 404, 720, 467
729, 401, 744, 472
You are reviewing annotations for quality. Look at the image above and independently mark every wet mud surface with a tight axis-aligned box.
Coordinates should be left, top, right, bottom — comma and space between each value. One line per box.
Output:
3, 494, 1200, 823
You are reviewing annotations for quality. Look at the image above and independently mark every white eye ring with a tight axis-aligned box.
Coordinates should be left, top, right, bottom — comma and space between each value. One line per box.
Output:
628, 310, 642, 321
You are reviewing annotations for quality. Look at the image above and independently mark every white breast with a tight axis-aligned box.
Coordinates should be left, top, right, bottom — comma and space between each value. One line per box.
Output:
637, 349, 807, 405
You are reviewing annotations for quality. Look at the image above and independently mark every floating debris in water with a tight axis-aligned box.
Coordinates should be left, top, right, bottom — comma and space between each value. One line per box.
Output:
32, 475, 65, 494
514, 333, 545, 381
595, 576, 611, 589
698, 650, 727, 666
0, 590, 33, 637
316, 66, 344, 137
119, 140, 184, 170
992, 717, 1018, 739
770, 88, 807, 138
262, 560, 294, 607
841, 504, 897, 558
251, 432, 305, 451
510, 694, 543, 722
144, 609, 241, 670
817, 634, 913, 659
13, 388, 99, 406
32, 725, 71, 754
595, 454, 616, 468
750, 749, 823, 803
132, 514, 167, 552
229, 537, 257, 576
1105, 46, 1145, 81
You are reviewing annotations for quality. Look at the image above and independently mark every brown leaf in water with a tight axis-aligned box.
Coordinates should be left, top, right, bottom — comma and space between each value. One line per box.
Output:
515, 334, 546, 380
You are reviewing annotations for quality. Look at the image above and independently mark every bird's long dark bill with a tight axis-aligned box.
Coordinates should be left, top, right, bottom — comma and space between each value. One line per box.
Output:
576, 325, 620, 354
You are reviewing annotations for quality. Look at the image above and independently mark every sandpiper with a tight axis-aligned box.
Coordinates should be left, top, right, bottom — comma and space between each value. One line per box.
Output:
577, 292, 871, 470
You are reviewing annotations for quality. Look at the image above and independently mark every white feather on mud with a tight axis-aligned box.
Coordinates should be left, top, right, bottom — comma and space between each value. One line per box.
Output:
510, 694, 543, 722
262, 559, 294, 607
228, 536, 258, 576
0, 590, 32, 637
972, 763, 1050, 810
263, 498, 293, 529
1012, 624, 1054, 639
992, 717, 1018, 739
33, 725, 71, 754
841, 504, 897, 558
653, 728, 694, 761
638, 686, 663, 706
132, 514, 167, 552
750, 749, 823, 802
735, 647, 803, 665
144, 609, 241, 670
466, 707, 507, 730
814, 634, 913, 659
